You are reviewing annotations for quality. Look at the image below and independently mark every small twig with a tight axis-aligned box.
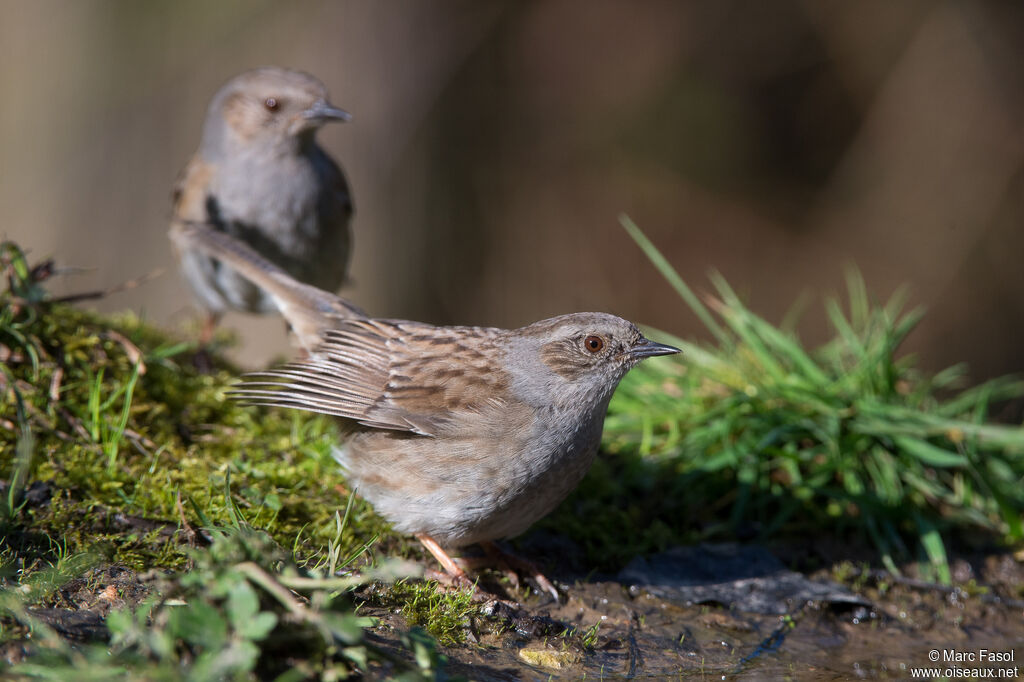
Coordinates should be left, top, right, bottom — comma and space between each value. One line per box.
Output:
28, 259, 56, 282
1, 403, 75, 443
49, 365, 64, 403
101, 331, 147, 375
274, 573, 368, 592
175, 491, 197, 548
122, 427, 158, 450
235, 562, 319, 623
23, 412, 76, 443
0, 344, 25, 364
50, 268, 165, 305
18, 394, 55, 430
57, 406, 93, 442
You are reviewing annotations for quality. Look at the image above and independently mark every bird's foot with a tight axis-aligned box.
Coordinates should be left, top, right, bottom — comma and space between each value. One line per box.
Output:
480, 541, 560, 603
445, 542, 561, 602
416, 534, 517, 605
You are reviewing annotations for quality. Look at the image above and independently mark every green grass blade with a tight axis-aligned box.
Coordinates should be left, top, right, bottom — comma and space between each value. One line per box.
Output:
893, 436, 968, 468
915, 515, 952, 584
105, 360, 142, 468
619, 214, 730, 345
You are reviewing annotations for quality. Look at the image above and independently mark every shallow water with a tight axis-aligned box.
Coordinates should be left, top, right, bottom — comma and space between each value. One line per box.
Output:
366, 545, 1024, 680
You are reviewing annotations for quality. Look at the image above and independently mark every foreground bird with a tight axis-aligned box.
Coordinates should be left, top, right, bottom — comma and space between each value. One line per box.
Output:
171, 67, 353, 343
170, 223, 679, 599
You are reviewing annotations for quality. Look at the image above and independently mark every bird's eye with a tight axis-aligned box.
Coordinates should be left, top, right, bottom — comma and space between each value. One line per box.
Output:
584, 335, 604, 353
264, 97, 279, 111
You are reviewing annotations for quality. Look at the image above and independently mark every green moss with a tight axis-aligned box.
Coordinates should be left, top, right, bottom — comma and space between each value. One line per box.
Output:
1, 287, 395, 578
389, 579, 478, 647
0, 241, 445, 678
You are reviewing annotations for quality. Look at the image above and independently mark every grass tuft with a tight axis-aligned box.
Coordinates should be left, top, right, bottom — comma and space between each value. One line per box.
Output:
565, 216, 1024, 580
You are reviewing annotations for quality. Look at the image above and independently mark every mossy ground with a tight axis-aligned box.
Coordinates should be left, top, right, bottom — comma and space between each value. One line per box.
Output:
3, 225, 1024, 679
1, 242, 441, 678
0, 302, 394, 577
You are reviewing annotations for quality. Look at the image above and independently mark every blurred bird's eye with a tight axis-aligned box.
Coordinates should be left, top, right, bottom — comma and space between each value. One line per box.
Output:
264, 97, 279, 111
584, 335, 604, 353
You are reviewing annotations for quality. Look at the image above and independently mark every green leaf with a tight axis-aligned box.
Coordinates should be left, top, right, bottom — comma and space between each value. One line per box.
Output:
263, 492, 282, 511
166, 600, 227, 650
103, 610, 132, 639
894, 437, 967, 468
321, 611, 375, 645
238, 611, 277, 641
226, 581, 260, 628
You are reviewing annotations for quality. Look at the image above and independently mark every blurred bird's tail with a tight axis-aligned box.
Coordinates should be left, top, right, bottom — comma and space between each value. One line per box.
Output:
169, 221, 364, 351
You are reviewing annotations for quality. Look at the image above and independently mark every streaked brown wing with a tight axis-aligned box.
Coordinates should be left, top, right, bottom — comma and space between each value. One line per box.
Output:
229, 318, 508, 436
170, 156, 213, 223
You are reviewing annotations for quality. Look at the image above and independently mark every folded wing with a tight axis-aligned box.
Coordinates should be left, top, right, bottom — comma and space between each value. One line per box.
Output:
230, 318, 509, 437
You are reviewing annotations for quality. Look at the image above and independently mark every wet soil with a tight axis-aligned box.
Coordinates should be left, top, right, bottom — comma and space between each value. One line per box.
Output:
364, 544, 1024, 680
5, 543, 1021, 679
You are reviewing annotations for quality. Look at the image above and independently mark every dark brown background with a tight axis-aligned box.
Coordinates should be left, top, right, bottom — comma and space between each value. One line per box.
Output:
3, 1, 1023, 380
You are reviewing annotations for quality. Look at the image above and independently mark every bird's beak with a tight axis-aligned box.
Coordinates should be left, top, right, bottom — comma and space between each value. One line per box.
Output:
629, 338, 681, 359
303, 99, 352, 123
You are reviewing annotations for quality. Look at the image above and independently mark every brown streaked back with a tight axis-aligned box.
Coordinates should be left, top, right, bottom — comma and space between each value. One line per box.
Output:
230, 318, 510, 437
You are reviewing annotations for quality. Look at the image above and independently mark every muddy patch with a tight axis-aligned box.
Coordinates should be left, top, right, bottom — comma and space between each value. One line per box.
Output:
363, 544, 1024, 680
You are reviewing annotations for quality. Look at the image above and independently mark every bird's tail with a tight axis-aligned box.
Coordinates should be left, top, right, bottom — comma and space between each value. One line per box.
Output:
169, 221, 364, 351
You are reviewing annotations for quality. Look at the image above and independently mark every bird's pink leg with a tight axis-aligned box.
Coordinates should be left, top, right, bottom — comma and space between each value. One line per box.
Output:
199, 311, 221, 346
416, 533, 473, 589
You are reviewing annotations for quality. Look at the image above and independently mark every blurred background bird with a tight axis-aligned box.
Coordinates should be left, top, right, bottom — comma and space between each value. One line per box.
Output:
169, 66, 353, 345
4, 3, 1023, 380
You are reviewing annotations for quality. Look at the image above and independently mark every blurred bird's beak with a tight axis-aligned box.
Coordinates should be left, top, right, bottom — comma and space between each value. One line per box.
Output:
303, 100, 352, 123
629, 338, 680, 359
